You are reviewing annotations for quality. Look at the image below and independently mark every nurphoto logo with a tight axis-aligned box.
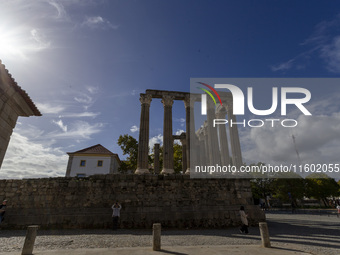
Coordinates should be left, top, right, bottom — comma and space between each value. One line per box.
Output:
198, 82, 312, 128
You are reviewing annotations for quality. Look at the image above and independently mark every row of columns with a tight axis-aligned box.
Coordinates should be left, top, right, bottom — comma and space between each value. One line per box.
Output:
153, 132, 187, 175
135, 94, 192, 174
196, 104, 243, 169
135, 92, 242, 174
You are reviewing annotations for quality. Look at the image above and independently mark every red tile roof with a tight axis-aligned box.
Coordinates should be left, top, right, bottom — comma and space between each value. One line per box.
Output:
0, 60, 41, 116
68, 144, 116, 155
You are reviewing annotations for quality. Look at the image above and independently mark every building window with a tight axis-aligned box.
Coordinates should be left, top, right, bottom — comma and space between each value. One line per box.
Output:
80, 160, 86, 167
77, 174, 86, 178
97, 160, 103, 167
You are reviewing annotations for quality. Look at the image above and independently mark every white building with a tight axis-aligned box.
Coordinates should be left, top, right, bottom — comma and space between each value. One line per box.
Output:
65, 144, 121, 177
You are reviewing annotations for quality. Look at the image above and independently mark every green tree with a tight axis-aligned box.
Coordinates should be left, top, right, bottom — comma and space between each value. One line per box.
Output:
173, 143, 183, 173
249, 162, 275, 207
305, 173, 340, 207
117, 134, 138, 172
271, 172, 306, 206
150, 143, 183, 173
118, 134, 184, 173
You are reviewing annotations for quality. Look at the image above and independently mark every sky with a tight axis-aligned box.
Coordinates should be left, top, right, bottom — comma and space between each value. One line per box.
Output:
1, 0, 340, 179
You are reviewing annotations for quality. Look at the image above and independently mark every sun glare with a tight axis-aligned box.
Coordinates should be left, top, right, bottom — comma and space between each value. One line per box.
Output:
0, 26, 28, 60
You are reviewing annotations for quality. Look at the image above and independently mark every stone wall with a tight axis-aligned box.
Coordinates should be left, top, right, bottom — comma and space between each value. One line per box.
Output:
0, 174, 265, 229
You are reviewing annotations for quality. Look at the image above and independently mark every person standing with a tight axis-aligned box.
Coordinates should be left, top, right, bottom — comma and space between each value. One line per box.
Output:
111, 202, 121, 230
239, 206, 249, 234
337, 204, 340, 218
0, 200, 7, 224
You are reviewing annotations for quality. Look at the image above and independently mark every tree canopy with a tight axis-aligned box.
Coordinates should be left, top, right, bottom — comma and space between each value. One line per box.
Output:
117, 134, 184, 173
117, 134, 138, 172
305, 173, 340, 206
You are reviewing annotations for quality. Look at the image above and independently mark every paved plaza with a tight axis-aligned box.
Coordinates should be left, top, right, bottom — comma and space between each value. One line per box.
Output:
0, 212, 339, 255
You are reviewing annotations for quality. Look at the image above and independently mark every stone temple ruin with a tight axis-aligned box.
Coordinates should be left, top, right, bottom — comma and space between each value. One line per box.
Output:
0, 88, 264, 229
135, 89, 243, 175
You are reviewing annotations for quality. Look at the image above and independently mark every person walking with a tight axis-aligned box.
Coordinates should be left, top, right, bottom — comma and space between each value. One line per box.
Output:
0, 200, 7, 224
111, 202, 121, 230
239, 206, 249, 234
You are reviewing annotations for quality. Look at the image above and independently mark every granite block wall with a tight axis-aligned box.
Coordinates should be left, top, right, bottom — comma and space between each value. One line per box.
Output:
0, 174, 265, 229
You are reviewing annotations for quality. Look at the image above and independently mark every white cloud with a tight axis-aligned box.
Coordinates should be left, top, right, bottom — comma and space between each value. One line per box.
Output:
174, 118, 185, 123
175, 129, 185, 135
52, 119, 67, 132
0, 25, 52, 61
59, 112, 100, 118
36, 103, 65, 114
149, 134, 163, 150
241, 112, 340, 179
30, 29, 51, 51
74, 94, 93, 104
321, 36, 340, 73
271, 59, 295, 72
1, 132, 68, 179
50, 120, 104, 140
271, 13, 340, 73
130, 125, 139, 133
87, 85, 99, 94
48, 0, 67, 20
82, 16, 119, 30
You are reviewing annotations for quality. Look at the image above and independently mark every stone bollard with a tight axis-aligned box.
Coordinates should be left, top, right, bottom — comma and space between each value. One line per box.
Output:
259, 222, 271, 248
22, 225, 39, 255
153, 223, 161, 251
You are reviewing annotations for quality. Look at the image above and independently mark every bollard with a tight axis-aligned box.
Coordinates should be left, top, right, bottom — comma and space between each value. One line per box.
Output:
22, 225, 39, 255
259, 222, 271, 248
153, 223, 161, 251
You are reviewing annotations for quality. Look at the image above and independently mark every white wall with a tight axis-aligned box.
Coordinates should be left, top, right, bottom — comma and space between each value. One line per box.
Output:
69, 155, 111, 177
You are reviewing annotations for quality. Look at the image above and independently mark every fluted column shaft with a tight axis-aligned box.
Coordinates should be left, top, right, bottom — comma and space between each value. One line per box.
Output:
184, 95, 194, 174
180, 138, 187, 172
154, 143, 160, 174
227, 107, 243, 169
216, 106, 231, 166
203, 121, 210, 165
161, 95, 174, 174
135, 94, 152, 174
207, 99, 221, 166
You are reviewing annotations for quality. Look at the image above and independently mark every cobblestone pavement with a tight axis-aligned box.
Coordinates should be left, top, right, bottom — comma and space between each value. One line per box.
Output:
0, 212, 339, 255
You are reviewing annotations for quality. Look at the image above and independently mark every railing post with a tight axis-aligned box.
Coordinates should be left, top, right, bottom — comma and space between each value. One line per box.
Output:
259, 222, 271, 248
153, 223, 161, 251
22, 225, 39, 255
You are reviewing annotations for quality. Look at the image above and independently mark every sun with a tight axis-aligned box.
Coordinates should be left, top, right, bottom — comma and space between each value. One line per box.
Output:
0, 25, 29, 61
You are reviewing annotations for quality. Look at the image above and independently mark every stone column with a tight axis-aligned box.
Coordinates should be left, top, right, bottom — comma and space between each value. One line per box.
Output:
227, 105, 243, 169
183, 95, 195, 174
154, 143, 160, 174
135, 94, 152, 174
206, 98, 221, 166
197, 128, 206, 166
203, 121, 210, 165
161, 95, 174, 174
22, 225, 39, 255
180, 136, 187, 172
216, 105, 231, 166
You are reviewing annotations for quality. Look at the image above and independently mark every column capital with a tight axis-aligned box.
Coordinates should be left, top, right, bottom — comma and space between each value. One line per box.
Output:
161, 95, 174, 107
206, 96, 216, 110
140, 94, 152, 105
183, 94, 195, 108
225, 103, 233, 115
203, 121, 208, 136
215, 104, 227, 119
